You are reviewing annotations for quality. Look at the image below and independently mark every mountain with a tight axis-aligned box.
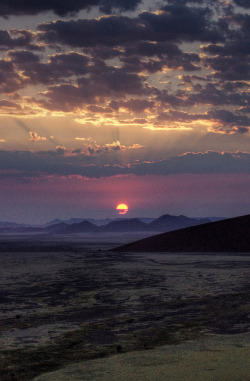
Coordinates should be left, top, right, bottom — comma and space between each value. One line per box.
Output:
45, 221, 97, 234
0, 226, 44, 234
45, 217, 156, 227
0, 214, 230, 236
146, 214, 210, 232
44, 219, 65, 227
112, 214, 250, 253
99, 218, 148, 232
0, 221, 28, 228
138, 218, 156, 224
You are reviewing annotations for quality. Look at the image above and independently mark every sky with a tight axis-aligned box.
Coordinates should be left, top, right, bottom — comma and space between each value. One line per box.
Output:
0, 0, 250, 224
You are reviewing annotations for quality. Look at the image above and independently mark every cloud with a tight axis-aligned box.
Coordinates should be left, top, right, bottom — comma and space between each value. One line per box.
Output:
203, 55, 250, 81
128, 143, 144, 149
75, 137, 93, 142
29, 131, 47, 142
109, 99, 155, 112
38, 5, 221, 49
0, 150, 249, 180
0, 0, 142, 17
38, 16, 145, 48
207, 109, 250, 134
81, 140, 127, 155
0, 29, 40, 51
130, 151, 250, 176
8, 51, 89, 85
233, 0, 250, 8
36, 66, 147, 111
0, 0, 248, 139
145, 107, 250, 134
201, 13, 250, 81
0, 59, 24, 93
0, 99, 22, 111
74, 140, 143, 156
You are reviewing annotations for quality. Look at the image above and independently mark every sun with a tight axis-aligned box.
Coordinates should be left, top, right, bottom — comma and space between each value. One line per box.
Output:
116, 203, 129, 215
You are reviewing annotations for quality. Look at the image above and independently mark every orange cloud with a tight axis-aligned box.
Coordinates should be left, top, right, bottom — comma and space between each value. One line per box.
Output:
29, 131, 46, 142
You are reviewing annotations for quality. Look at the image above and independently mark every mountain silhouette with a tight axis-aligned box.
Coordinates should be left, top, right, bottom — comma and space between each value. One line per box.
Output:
112, 214, 250, 252
99, 218, 147, 232
147, 214, 210, 232
46, 221, 97, 234
0, 214, 213, 235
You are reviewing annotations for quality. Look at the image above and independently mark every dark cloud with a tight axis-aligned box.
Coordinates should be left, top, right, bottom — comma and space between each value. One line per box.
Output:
208, 109, 250, 134
188, 83, 250, 107
0, 0, 248, 139
87, 105, 113, 114
158, 81, 250, 111
221, 81, 249, 91
8, 51, 89, 85
0, 0, 141, 17
233, 0, 250, 8
38, 16, 145, 48
157, 90, 194, 108
165, 0, 215, 4
0, 99, 21, 110
0, 59, 23, 93
202, 41, 250, 58
154, 108, 250, 135
38, 4, 221, 49
204, 57, 250, 81
157, 109, 202, 122
132, 151, 250, 176
0, 29, 40, 50
98, 0, 142, 14
121, 42, 201, 73
201, 13, 250, 81
36, 66, 147, 111
0, 150, 249, 180
139, 4, 221, 43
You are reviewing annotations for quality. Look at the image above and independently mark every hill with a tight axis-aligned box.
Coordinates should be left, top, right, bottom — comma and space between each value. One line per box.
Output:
45, 221, 97, 234
112, 214, 250, 252
99, 218, 147, 232
0, 214, 212, 235
147, 214, 210, 232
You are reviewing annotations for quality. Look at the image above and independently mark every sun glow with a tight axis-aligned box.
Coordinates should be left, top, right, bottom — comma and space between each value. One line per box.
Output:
116, 203, 129, 215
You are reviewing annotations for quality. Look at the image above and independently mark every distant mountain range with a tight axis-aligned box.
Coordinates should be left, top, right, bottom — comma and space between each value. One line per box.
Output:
44, 217, 156, 227
0, 214, 212, 234
0, 221, 29, 228
112, 214, 250, 253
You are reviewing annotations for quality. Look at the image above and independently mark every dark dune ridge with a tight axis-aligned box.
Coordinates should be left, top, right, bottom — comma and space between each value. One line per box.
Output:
112, 214, 250, 252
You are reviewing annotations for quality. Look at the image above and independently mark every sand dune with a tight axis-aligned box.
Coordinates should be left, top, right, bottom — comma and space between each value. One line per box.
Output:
113, 214, 250, 252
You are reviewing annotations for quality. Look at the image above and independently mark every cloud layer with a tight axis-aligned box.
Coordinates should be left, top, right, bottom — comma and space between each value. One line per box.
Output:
0, 0, 142, 16
0, 0, 249, 135
0, 150, 249, 181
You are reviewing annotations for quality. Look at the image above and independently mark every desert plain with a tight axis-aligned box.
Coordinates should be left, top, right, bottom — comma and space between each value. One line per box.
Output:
0, 233, 249, 380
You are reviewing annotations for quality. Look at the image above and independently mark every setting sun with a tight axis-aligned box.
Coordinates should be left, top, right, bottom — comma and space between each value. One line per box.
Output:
116, 203, 129, 215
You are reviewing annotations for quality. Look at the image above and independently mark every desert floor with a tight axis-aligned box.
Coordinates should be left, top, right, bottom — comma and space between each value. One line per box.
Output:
0, 234, 249, 380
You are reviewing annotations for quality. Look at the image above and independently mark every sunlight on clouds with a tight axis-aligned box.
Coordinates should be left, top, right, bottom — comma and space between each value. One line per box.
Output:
29, 131, 46, 142
75, 137, 93, 141
144, 125, 193, 131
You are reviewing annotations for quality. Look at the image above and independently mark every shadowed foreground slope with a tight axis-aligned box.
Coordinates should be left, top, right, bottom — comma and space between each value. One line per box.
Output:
112, 214, 250, 252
